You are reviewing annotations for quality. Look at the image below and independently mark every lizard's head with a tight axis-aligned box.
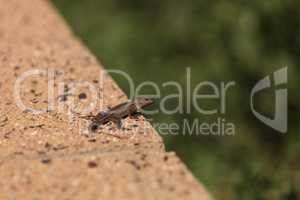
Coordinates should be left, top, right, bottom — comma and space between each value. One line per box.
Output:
135, 97, 154, 109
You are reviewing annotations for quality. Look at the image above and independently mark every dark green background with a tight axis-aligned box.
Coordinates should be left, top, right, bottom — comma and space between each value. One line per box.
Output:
52, 0, 299, 199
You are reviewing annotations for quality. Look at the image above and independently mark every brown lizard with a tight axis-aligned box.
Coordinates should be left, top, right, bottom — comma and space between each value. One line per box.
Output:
84, 98, 153, 133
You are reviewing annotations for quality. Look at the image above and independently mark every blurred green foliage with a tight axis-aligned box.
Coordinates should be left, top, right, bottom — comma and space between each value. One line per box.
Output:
52, 0, 299, 199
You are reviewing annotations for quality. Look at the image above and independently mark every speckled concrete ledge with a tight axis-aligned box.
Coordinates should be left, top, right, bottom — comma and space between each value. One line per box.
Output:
0, 0, 212, 199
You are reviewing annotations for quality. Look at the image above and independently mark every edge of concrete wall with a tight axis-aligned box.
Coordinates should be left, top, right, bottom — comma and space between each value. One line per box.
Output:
0, 0, 213, 199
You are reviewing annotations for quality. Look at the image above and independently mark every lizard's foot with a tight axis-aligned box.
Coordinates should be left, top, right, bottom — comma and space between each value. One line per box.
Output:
88, 121, 101, 133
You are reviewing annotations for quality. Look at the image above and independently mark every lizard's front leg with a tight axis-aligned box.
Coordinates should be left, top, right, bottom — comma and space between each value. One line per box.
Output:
129, 111, 142, 119
111, 118, 123, 129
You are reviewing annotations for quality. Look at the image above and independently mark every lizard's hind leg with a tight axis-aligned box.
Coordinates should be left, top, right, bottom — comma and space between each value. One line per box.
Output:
88, 121, 101, 133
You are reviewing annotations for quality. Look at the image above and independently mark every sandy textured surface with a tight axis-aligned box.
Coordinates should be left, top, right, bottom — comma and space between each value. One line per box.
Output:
0, 0, 212, 199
